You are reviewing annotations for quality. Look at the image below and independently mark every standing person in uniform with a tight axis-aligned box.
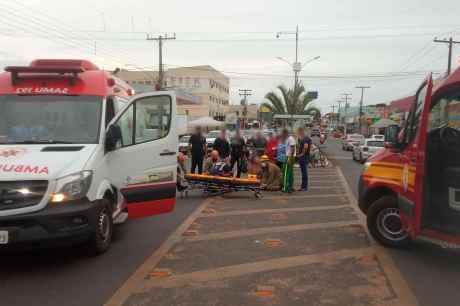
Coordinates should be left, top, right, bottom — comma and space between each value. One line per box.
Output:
230, 129, 246, 178
281, 128, 296, 193
189, 126, 207, 174
297, 127, 312, 191
213, 128, 230, 159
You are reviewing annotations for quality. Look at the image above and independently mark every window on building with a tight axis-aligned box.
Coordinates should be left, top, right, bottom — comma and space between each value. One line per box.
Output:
194, 78, 200, 88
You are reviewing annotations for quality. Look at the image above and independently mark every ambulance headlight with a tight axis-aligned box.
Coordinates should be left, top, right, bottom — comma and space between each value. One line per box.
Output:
51, 171, 93, 202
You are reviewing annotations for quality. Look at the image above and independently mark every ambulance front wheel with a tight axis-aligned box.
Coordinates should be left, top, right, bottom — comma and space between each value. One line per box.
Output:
367, 196, 411, 248
87, 199, 113, 256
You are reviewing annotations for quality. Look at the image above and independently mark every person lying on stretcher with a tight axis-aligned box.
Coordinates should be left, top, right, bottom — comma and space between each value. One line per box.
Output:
204, 150, 233, 177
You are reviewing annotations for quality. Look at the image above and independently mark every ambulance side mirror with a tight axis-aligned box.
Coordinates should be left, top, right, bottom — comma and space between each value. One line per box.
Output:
105, 124, 121, 152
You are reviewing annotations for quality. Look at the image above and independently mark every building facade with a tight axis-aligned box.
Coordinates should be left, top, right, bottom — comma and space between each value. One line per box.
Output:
116, 65, 230, 120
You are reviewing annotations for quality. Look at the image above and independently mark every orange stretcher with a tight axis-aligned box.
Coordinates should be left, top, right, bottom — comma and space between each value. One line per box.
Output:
185, 173, 262, 198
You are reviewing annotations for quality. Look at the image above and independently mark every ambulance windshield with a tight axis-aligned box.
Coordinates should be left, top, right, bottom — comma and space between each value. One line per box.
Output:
0, 95, 102, 144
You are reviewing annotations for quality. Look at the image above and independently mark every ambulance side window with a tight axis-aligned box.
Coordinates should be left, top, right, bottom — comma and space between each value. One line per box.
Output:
115, 104, 134, 147
105, 98, 115, 127
134, 95, 171, 144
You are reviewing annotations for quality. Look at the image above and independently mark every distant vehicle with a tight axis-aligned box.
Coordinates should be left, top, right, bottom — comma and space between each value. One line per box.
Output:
342, 134, 365, 151
311, 128, 321, 137
206, 130, 221, 150
178, 135, 191, 154
370, 134, 385, 141
352, 139, 385, 163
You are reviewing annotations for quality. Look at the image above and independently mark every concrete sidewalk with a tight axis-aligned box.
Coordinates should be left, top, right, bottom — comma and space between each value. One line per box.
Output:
106, 167, 418, 306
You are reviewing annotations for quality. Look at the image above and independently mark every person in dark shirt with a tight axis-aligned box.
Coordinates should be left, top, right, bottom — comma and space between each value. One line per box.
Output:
252, 131, 267, 156
213, 129, 230, 159
297, 127, 312, 191
188, 126, 207, 174
230, 129, 246, 177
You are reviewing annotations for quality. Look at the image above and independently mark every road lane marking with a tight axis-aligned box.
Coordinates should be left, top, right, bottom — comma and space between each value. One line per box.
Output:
198, 205, 350, 218
104, 197, 214, 306
185, 221, 362, 242
139, 247, 375, 290
335, 166, 419, 306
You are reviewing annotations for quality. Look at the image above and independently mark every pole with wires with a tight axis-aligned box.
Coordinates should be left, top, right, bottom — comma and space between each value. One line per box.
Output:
239, 89, 252, 129
434, 37, 460, 75
147, 33, 176, 90
356, 86, 371, 133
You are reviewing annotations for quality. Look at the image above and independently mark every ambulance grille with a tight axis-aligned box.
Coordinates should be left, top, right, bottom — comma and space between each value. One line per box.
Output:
0, 181, 48, 211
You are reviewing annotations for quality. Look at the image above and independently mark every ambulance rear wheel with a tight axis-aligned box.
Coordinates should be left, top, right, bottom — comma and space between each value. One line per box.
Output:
367, 196, 411, 248
87, 200, 113, 256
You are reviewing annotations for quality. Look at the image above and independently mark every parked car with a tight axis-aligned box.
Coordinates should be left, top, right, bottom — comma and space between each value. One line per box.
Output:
206, 130, 221, 151
352, 138, 385, 162
370, 134, 385, 141
342, 134, 365, 151
178, 135, 191, 155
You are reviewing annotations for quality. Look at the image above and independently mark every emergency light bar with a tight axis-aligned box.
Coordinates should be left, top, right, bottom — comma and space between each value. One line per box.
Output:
5, 65, 85, 86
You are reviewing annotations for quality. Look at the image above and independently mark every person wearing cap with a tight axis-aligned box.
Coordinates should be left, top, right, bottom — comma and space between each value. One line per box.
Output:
204, 150, 221, 174
260, 155, 282, 191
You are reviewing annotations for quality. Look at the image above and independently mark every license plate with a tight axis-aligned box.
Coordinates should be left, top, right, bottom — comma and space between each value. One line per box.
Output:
0, 231, 9, 244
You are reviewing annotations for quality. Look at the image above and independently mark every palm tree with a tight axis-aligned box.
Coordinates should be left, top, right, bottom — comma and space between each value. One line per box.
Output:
261, 84, 320, 117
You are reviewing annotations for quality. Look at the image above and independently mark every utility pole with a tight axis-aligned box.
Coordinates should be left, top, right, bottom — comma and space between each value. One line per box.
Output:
147, 33, 176, 90
330, 105, 337, 127
341, 93, 352, 134
356, 86, 371, 133
239, 89, 252, 129
434, 37, 460, 75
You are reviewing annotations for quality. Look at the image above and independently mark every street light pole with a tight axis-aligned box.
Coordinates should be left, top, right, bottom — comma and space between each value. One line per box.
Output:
276, 25, 303, 90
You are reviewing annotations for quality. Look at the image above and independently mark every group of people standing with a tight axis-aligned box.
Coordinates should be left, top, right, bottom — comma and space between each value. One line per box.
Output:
187, 126, 312, 193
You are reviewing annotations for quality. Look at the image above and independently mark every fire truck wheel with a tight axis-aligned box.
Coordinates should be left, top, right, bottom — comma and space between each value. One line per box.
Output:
367, 196, 411, 248
87, 199, 113, 256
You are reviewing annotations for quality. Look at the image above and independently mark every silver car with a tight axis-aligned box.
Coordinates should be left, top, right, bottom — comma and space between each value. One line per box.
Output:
353, 139, 385, 163
342, 134, 365, 151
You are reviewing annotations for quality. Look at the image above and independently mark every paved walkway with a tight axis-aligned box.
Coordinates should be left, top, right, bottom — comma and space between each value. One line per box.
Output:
106, 167, 418, 306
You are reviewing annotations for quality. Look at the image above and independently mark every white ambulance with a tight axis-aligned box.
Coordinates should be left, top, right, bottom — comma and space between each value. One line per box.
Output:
0, 59, 178, 254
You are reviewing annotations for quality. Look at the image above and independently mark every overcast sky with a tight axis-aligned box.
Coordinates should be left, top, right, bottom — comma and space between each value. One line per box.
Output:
0, 0, 459, 113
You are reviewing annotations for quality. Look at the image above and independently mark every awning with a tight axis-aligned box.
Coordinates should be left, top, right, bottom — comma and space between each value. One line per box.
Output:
370, 118, 398, 128
188, 116, 225, 128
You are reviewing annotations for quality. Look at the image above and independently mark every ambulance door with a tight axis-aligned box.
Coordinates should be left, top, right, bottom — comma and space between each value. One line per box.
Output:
106, 92, 177, 219
398, 75, 433, 237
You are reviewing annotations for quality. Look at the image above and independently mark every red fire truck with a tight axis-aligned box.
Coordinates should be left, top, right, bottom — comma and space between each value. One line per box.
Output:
359, 66, 460, 249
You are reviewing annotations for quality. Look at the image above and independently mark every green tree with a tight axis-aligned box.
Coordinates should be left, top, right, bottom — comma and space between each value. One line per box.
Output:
261, 84, 319, 116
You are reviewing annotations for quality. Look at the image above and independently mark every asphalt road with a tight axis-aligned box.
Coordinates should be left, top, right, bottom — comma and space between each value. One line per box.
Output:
0, 196, 203, 306
323, 138, 460, 306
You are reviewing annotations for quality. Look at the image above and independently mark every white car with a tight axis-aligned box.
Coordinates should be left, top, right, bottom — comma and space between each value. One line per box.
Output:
205, 130, 221, 151
352, 139, 385, 163
370, 134, 385, 141
178, 135, 191, 154
342, 134, 365, 151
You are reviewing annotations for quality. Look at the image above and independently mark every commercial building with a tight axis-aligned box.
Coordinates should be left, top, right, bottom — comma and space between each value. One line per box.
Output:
116, 65, 230, 120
